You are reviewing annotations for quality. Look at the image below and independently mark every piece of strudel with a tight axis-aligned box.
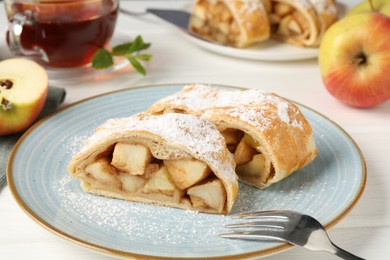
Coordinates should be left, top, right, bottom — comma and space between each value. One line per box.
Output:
68, 113, 238, 214
188, 0, 271, 48
148, 84, 318, 189
269, 0, 338, 47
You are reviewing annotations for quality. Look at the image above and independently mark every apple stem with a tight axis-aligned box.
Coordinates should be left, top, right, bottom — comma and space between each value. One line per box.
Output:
368, 0, 375, 11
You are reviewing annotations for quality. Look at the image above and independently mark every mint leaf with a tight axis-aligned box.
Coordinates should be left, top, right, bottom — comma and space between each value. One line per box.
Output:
92, 49, 113, 69
92, 35, 151, 76
112, 35, 151, 56
112, 42, 133, 56
135, 54, 152, 61
136, 42, 151, 52
127, 56, 146, 76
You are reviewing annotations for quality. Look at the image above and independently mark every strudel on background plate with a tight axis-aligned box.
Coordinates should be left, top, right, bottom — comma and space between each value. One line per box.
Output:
148, 84, 318, 189
269, 0, 338, 47
189, 0, 271, 48
68, 113, 238, 214
188, 0, 338, 48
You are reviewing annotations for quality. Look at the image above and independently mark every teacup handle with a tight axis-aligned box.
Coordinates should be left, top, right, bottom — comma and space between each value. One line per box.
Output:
7, 11, 49, 62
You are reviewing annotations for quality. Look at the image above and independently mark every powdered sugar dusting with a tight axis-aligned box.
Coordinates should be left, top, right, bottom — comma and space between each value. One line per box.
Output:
62, 135, 88, 155
294, 0, 313, 9
238, 0, 264, 14
151, 84, 303, 129
207, 106, 273, 131
277, 101, 291, 124
309, 0, 338, 14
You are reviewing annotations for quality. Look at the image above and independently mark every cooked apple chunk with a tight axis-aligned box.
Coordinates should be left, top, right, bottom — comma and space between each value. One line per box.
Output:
234, 138, 258, 165
190, 195, 209, 209
118, 173, 146, 193
142, 165, 181, 196
111, 142, 152, 175
85, 158, 121, 188
274, 2, 294, 17
220, 129, 243, 152
243, 133, 260, 149
187, 179, 226, 213
164, 159, 211, 190
236, 154, 270, 184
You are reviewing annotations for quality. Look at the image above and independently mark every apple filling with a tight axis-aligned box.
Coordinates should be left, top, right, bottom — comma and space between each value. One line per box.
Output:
81, 142, 227, 213
221, 129, 275, 186
269, 2, 310, 41
189, 0, 241, 46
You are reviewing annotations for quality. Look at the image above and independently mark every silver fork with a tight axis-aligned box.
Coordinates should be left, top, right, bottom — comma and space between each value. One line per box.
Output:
219, 210, 365, 260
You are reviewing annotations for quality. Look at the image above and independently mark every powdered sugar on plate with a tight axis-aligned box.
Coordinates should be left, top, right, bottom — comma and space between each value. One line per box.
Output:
54, 174, 238, 247
54, 172, 277, 248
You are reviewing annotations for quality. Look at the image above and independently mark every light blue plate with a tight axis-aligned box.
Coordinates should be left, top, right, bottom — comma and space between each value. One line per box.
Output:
8, 84, 366, 259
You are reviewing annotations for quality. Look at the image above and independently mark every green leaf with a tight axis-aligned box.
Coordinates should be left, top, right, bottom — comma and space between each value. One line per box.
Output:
134, 35, 151, 51
137, 42, 151, 52
92, 49, 113, 69
127, 56, 146, 76
135, 54, 152, 61
92, 35, 151, 76
112, 36, 151, 56
128, 35, 143, 53
112, 43, 132, 56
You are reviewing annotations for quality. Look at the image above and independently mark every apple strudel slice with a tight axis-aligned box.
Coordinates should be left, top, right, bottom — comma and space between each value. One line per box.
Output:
68, 113, 238, 214
269, 0, 338, 47
147, 84, 318, 189
188, 0, 271, 48
309, 0, 339, 46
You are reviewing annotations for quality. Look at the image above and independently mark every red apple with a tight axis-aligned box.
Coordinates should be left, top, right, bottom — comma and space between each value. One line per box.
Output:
347, 0, 390, 16
0, 58, 48, 135
318, 12, 390, 108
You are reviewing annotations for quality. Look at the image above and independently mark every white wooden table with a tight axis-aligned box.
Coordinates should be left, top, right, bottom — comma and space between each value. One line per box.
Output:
1, 1, 389, 259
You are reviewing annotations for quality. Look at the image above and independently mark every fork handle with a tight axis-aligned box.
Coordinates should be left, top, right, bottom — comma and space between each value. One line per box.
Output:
333, 243, 365, 260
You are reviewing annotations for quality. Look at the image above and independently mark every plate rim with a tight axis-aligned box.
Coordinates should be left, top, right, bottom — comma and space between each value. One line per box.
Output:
181, 33, 319, 61
7, 83, 367, 260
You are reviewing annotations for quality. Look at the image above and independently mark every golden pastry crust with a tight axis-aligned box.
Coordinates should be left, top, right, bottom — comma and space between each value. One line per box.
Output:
147, 84, 318, 188
309, 0, 339, 46
269, 0, 338, 47
189, 0, 271, 48
68, 113, 238, 214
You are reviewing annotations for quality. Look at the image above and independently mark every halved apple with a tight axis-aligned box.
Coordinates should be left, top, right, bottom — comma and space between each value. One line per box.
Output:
164, 159, 211, 190
0, 58, 48, 135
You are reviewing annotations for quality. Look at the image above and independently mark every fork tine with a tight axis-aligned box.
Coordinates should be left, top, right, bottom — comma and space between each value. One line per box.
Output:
225, 221, 285, 230
232, 210, 290, 220
219, 229, 287, 243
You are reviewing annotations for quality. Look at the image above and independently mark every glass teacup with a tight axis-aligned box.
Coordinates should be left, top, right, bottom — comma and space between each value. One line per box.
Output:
4, 0, 119, 68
